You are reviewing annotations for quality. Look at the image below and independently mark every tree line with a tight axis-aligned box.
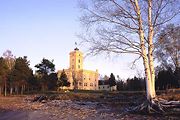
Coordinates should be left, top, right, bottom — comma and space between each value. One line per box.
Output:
116, 67, 180, 91
103, 66, 180, 91
0, 50, 179, 96
0, 51, 70, 96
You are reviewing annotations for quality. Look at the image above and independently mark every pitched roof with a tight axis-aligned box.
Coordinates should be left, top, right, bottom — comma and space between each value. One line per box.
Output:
99, 80, 109, 85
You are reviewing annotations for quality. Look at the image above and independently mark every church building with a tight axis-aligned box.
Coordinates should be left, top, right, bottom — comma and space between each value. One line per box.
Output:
57, 48, 99, 90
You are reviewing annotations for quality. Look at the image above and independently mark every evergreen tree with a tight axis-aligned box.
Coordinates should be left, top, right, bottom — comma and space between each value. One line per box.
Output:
174, 67, 180, 88
124, 77, 145, 91
35, 58, 55, 91
109, 73, 116, 87
156, 68, 178, 90
57, 70, 70, 89
10, 56, 33, 94
27, 75, 40, 91
0, 57, 8, 95
116, 80, 124, 91
48, 73, 58, 90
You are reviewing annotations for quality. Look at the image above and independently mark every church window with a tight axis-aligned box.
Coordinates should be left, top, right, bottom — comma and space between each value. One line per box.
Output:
78, 59, 80, 63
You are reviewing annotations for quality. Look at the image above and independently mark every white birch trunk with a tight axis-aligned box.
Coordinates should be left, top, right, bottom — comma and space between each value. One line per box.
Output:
135, 0, 155, 101
10, 87, 13, 95
15, 86, 18, 94
147, 0, 156, 98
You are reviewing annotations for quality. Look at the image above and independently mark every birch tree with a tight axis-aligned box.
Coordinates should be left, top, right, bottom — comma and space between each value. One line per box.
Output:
155, 24, 180, 70
2, 50, 15, 96
79, 0, 180, 113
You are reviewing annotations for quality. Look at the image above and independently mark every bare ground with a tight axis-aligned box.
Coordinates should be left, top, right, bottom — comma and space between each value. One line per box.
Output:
0, 92, 179, 120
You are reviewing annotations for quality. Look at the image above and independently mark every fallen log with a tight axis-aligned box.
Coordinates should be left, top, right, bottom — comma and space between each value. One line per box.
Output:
32, 95, 47, 102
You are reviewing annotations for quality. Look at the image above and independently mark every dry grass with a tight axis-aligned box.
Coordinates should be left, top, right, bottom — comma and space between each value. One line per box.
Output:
48, 92, 102, 102
158, 93, 180, 101
0, 96, 26, 111
0, 90, 179, 111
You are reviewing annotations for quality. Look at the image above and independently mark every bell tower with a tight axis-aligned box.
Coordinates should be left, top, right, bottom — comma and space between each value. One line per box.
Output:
69, 47, 83, 71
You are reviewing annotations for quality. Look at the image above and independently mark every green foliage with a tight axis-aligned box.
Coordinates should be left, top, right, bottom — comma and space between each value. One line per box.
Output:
48, 73, 58, 90
125, 77, 145, 91
8, 56, 33, 94
57, 70, 70, 88
116, 76, 145, 91
174, 67, 180, 88
116, 80, 125, 91
10, 56, 33, 84
35, 58, 55, 91
28, 76, 40, 91
0, 57, 8, 84
1, 54, 59, 94
35, 58, 55, 75
1, 50, 15, 96
156, 68, 179, 90
109, 73, 116, 87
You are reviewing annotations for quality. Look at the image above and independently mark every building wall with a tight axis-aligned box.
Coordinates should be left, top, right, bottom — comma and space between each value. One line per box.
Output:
81, 70, 99, 90
57, 48, 99, 90
57, 69, 99, 90
98, 85, 117, 91
99, 85, 110, 91
69, 49, 83, 71
110, 85, 117, 91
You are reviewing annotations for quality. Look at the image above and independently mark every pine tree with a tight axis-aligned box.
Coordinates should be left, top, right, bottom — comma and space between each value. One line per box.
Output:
174, 67, 180, 88
0, 57, 8, 96
57, 70, 70, 89
35, 58, 55, 91
109, 73, 116, 87
10, 56, 33, 94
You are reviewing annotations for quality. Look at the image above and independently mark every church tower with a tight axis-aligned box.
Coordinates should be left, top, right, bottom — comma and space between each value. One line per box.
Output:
69, 47, 83, 71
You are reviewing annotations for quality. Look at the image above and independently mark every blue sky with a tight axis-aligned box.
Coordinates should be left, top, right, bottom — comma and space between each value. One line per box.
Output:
0, 0, 143, 79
